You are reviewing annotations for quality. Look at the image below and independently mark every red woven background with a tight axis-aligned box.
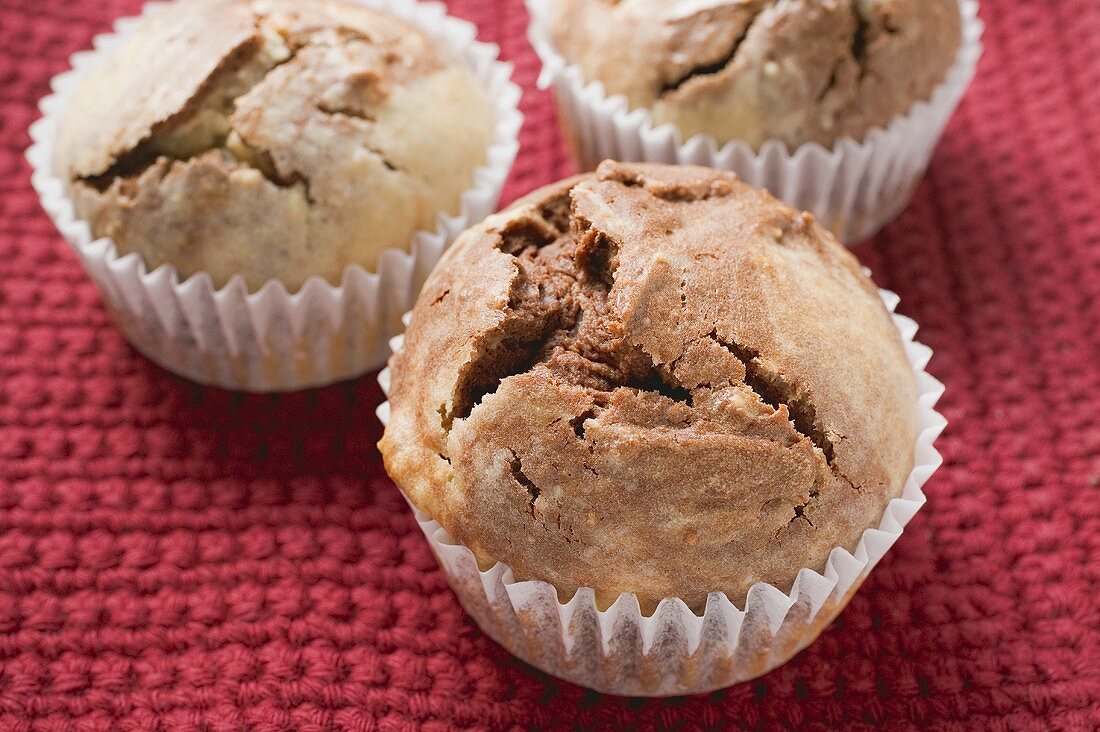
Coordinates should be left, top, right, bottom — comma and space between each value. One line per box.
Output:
2, 0, 1099, 728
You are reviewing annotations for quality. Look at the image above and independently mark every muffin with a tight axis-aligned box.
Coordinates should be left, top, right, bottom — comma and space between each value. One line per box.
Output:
548, 0, 962, 150
380, 161, 918, 612
30, 0, 519, 391
55, 0, 495, 292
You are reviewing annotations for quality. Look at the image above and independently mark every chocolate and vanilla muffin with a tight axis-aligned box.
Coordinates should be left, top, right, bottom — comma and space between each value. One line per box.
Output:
549, 0, 963, 149
380, 161, 918, 611
55, 0, 495, 291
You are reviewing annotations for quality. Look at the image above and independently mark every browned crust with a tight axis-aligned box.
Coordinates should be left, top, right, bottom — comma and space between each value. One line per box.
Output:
54, 0, 494, 292
380, 161, 917, 611
56, 0, 261, 180
549, 0, 963, 148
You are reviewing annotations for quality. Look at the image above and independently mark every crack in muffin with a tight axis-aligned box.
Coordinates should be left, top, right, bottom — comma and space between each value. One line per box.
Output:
380, 162, 917, 611
55, 0, 494, 291
549, 0, 963, 149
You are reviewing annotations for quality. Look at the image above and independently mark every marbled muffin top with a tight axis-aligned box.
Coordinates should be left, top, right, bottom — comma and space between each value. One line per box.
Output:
56, 0, 494, 291
380, 161, 918, 610
550, 0, 962, 149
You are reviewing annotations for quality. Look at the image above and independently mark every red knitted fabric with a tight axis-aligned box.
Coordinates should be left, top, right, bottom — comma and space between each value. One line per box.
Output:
2, 0, 1099, 728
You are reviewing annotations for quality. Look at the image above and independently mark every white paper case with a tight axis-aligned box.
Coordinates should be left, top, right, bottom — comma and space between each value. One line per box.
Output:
526, 0, 983, 244
26, 0, 522, 392
376, 290, 945, 696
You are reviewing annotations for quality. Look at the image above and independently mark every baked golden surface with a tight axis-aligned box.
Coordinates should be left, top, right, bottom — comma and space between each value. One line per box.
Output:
381, 162, 918, 610
550, 0, 962, 149
57, 0, 494, 291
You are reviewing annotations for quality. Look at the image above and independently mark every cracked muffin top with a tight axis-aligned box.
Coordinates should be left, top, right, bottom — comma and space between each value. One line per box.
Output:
549, 0, 962, 150
380, 161, 918, 610
55, 0, 495, 291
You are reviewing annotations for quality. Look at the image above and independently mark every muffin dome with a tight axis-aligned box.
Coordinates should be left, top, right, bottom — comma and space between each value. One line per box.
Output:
549, 0, 962, 150
380, 161, 918, 610
56, 0, 494, 291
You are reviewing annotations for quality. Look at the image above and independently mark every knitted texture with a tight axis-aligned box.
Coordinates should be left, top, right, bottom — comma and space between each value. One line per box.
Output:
1, 0, 1099, 728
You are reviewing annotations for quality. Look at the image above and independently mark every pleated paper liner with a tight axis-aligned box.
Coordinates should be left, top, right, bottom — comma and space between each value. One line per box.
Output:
27, 0, 523, 392
376, 289, 946, 696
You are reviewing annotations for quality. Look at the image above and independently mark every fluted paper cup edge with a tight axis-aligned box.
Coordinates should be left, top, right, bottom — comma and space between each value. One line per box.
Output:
375, 287, 946, 695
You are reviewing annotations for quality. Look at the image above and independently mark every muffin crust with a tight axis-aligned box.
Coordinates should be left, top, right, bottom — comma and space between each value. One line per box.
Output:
381, 162, 918, 610
549, 0, 963, 149
56, 0, 494, 291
